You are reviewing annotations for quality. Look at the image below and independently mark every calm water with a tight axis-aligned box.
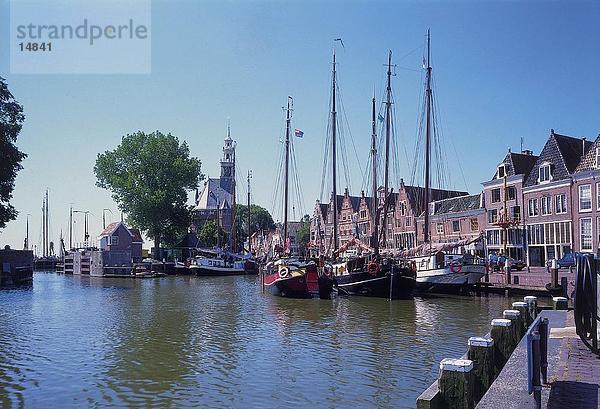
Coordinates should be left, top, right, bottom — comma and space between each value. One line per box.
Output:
0, 273, 518, 408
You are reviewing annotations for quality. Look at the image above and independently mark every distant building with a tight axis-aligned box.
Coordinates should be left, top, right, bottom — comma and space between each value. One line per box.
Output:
192, 131, 236, 241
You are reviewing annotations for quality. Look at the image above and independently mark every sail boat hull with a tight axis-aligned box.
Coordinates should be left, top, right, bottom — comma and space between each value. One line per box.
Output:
262, 262, 334, 299
335, 269, 415, 299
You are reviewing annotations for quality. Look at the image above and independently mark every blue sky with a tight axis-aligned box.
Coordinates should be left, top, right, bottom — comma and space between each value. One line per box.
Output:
1, 0, 599, 250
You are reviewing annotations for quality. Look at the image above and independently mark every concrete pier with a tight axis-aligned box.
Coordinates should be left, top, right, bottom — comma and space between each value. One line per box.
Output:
477, 310, 600, 408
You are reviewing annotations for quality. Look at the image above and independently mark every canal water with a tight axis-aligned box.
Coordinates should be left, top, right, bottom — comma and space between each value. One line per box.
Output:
0, 273, 519, 408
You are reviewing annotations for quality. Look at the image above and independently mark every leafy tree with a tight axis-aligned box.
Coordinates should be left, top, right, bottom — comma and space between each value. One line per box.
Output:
94, 131, 203, 258
296, 214, 311, 255
234, 203, 276, 249
198, 220, 227, 248
0, 77, 26, 229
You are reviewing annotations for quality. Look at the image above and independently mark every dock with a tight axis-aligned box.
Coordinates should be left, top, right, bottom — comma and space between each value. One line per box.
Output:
417, 298, 600, 408
478, 310, 599, 408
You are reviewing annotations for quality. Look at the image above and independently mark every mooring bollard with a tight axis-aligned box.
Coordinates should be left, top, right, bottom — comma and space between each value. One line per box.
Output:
503, 309, 524, 346
512, 301, 530, 331
438, 358, 474, 409
553, 296, 568, 310
490, 318, 513, 376
524, 295, 538, 320
467, 337, 494, 403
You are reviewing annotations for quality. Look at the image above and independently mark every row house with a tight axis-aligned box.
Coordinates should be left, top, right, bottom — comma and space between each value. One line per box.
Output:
426, 194, 486, 254
522, 130, 591, 266
571, 135, 600, 254
481, 149, 538, 260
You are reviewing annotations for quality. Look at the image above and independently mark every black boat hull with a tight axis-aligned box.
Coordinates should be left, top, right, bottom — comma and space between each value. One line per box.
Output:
334, 269, 415, 299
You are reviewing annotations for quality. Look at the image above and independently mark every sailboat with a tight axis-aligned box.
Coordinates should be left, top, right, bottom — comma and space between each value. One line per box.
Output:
33, 189, 59, 271
327, 50, 415, 299
400, 31, 486, 294
262, 97, 335, 299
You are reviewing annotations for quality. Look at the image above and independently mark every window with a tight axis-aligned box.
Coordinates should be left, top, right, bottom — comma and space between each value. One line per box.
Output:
579, 184, 592, 212
491, 188, 501, 203
541, 196, 552, 215
470, 218, 479, 232
539, 164, 551, 183
436, 223, 444, 235
555, 194, 567, 214
528, 198, 539, 217
511, 206, 521, 221
452, 220, 460, 232
488, 209, 498, 224
399, 201, 406, 216
507, 186, 516, 201
110, 236, 119, 246
497, 164, 507, 178
597, 183, 600, 210
405, 217, 412, 227
581, 218, 592, 251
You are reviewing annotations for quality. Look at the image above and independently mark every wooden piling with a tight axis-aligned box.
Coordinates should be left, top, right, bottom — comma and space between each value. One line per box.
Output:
503, 309, 524, 346
438, 358, 474, 409
552, 296, 568, 310
467, 337, 494, 403
490, 318, 513, 376
524, 296, 537, 320
512, 301, 530, 330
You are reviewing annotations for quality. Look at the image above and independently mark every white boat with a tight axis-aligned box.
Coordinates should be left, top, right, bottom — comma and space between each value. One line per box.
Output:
411, 252, 486, 294
190, 255, 247, 276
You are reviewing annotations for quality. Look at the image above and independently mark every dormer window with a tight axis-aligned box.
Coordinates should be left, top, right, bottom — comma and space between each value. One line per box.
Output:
497, 164, 507, 179
538, 163, 552, 183
596, 147, 600, 169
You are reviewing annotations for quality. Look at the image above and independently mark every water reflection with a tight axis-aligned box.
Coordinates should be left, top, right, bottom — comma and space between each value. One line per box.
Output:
0, 273, 518, 408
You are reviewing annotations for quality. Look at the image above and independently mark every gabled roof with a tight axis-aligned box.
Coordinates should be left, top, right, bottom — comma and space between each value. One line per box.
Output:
492, 151, 538, 180
432, 194, 482, 216
403, 185, 468, 217
175, 232, 198, 248
318, 203, 328, 219
99, 221, 133, 238
574, 135, 600, 173
524, 130, 591, 187
129, 228, 144, 244
194, 178, 233, 210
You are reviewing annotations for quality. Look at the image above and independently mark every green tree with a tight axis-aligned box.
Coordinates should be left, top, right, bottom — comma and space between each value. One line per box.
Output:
198, 220, 227, 248
94, 131, 203, 258
0, 77, 26, 229
234, 203, 276, 249
296, 214, 311, 255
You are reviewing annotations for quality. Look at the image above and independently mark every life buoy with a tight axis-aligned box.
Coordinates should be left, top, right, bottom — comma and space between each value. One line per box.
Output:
278, 267, 289, 278
368, 261, 380, 275
450, 261, 462, 273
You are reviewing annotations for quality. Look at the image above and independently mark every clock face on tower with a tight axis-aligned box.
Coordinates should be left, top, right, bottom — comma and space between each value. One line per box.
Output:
223, 167, 232, 177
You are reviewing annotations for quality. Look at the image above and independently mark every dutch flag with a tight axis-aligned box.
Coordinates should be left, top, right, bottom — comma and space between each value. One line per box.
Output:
294, 129, 304, 138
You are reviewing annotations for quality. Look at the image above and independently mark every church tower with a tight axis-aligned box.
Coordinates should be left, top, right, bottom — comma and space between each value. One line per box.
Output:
220, 123, 235, 193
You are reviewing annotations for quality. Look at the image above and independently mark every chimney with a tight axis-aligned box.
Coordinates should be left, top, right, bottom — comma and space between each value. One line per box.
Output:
582, 137, 587, 157
551, 128, 555, 136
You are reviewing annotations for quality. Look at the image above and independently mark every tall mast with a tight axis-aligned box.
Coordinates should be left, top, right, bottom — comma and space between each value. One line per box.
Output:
42, 195, 46, 257
331, 49, 339, 253
283, 97, 292, 246
371, 93, 379, 256
423, 29, 432, 244
247, 170, 252, 252
381, 50, 393, 250
25, 214, 29, 250
69, 206, 73, 250
45, 189, 49, 257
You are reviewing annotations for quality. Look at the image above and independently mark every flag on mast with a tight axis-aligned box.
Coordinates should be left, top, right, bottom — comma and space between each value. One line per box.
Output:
294, 129, 304, 138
